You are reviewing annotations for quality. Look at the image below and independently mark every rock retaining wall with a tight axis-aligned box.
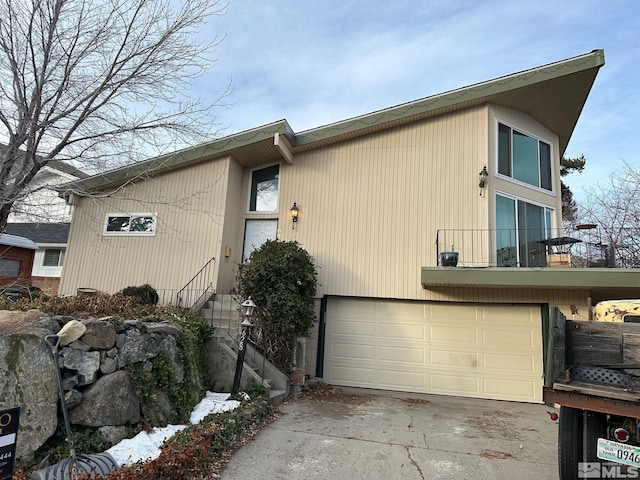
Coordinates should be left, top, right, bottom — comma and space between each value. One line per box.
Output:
0, 310, 201, 460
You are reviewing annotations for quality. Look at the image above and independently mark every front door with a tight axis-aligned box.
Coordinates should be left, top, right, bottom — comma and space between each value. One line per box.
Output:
243, 219, 278, 260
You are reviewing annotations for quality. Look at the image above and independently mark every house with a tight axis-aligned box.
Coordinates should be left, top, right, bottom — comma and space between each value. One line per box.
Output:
1, 147, 87, 295
3, 223, 70, 296
57, 49, 640, 403
0, 233, 37, 298
0, 146, 89, 224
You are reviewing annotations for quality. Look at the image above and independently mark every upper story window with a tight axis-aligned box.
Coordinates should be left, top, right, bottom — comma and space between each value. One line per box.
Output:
498, 122, 552, 191
104, 213, 157, 236
43, 248, 65, 267
249, 164, 279, 212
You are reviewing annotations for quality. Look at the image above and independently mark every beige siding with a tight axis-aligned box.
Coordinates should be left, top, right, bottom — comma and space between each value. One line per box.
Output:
276, 106, 490, 300
60, 158, 232, 298
216, 160, 244, 291
419, 287, 589, 319
62, 102, 576, 310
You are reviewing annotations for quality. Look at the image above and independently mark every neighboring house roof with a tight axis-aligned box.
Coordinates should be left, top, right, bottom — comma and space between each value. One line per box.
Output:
58, 49, 605, 196
0, 233, 38, 250
4, 223, 70, 244
45, 160, 89, 179
0, 144, 88, 179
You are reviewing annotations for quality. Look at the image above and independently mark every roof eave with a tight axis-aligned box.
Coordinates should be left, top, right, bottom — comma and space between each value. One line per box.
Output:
293, 49, 605, 151
58, 50, 604, 194
58, 120, 294, 195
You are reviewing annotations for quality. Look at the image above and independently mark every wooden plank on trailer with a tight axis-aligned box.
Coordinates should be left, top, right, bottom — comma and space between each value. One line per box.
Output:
565, 320, 629, 365
623, 334, 640, 365
547, 307, 566, 385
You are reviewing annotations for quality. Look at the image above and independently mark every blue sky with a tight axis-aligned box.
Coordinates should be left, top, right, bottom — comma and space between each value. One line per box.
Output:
197, 0, 639, 202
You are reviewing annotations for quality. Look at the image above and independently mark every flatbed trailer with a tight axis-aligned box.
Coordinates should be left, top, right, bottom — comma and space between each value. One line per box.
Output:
546, 306, 640, 479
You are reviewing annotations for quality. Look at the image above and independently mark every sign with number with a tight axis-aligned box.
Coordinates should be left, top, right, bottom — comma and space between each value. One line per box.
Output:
0, 407, 20, 480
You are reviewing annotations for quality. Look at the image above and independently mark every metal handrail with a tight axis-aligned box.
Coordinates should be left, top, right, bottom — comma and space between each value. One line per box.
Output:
176, 256, 216, 308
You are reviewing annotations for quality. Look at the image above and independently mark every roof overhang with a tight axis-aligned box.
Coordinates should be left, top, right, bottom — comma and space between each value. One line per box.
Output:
421, 266, 640, 300
58, 120, 296, 195
294, 49, 605, 153
58, 50, 605, 196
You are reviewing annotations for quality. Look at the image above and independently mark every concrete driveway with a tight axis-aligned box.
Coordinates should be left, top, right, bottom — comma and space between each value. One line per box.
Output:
221, 387, 558, 479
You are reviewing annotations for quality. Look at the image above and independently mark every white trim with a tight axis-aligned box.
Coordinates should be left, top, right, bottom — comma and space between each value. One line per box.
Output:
274, 133, 294, 164
103, 212, 157, 236
494, 119, 556, 195
246, 163, 280, 214
495, 191, 556, 220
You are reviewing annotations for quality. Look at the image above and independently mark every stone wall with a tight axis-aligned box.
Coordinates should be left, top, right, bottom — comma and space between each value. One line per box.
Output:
0, 310, 203, 460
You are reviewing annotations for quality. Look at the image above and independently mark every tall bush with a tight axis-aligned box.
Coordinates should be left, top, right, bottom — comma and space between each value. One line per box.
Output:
236, 240, 318, 371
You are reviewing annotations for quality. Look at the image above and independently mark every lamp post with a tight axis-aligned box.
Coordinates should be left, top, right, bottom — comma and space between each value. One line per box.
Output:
231, 297, 256, 395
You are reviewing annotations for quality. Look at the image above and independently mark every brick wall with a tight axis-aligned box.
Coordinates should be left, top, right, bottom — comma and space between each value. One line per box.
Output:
31, 276, 60, 296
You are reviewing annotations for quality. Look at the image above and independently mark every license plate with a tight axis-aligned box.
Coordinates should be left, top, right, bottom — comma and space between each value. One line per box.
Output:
597, 438, 640, 468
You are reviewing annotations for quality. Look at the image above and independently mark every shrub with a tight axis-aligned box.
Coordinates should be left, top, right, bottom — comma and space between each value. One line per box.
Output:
121, 284, 159, 305
236, 240, 318, 372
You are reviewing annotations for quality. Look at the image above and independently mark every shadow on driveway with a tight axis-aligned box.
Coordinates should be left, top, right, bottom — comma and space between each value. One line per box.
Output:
221, 386, 558, 479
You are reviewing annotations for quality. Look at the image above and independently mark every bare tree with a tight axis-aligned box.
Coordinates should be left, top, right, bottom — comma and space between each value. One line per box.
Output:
577, 162, 640, 268
0, 0, 227, 231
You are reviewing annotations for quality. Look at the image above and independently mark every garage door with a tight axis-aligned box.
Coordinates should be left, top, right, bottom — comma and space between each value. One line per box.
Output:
323, 298, 543, 402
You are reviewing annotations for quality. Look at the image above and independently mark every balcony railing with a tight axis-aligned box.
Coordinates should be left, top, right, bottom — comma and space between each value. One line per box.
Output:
435, 228, 617, 268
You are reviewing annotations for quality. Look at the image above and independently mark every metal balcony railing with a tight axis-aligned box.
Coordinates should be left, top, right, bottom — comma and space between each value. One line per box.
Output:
435, 228, 618, 268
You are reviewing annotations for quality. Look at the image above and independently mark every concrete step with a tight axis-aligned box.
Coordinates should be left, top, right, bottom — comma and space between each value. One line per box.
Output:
269, 389, 287, 405
200, 292, 243, 332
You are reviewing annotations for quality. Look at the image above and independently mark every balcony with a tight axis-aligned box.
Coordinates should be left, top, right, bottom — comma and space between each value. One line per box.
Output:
422, 228, 640, 296
434, 227, 617, 269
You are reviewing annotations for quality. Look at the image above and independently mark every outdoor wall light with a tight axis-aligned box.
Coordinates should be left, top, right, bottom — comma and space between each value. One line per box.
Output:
290, 202, 299, 229
478, 166, 489, 195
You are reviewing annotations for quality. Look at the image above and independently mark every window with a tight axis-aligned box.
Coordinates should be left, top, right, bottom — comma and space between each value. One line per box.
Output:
496, 193, 554, 267
249, 165, 279, 212
104, 213, 157, 235
0, 259, 21, 277
43, 248, 65, 267
497, 122, 553, 191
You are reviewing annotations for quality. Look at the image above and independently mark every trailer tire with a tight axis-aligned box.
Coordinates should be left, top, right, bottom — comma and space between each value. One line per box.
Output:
585, 411, 607, 461
558, 406, 582, 480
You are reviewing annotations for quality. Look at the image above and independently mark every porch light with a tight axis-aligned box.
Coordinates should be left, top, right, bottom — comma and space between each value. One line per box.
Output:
478, 166, 489, 189
290, 202, 299, 229
233, 297, 256, 394
241, 297, 256, 318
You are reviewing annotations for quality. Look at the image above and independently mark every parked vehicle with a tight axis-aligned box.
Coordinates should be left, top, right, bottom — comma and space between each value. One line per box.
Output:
546, 301, 640, 479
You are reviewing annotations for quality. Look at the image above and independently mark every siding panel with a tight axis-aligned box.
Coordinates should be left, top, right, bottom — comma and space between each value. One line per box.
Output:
279, 106, 489, 299
60, 158, 231, 297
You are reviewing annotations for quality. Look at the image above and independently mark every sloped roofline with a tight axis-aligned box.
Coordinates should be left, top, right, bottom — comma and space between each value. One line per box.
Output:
59, 49, 605, 195
295, 49, 605, 147
0, 233, 38, 250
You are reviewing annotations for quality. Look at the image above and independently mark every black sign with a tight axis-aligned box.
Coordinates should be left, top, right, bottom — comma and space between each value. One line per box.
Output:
0, 407, 19, 480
